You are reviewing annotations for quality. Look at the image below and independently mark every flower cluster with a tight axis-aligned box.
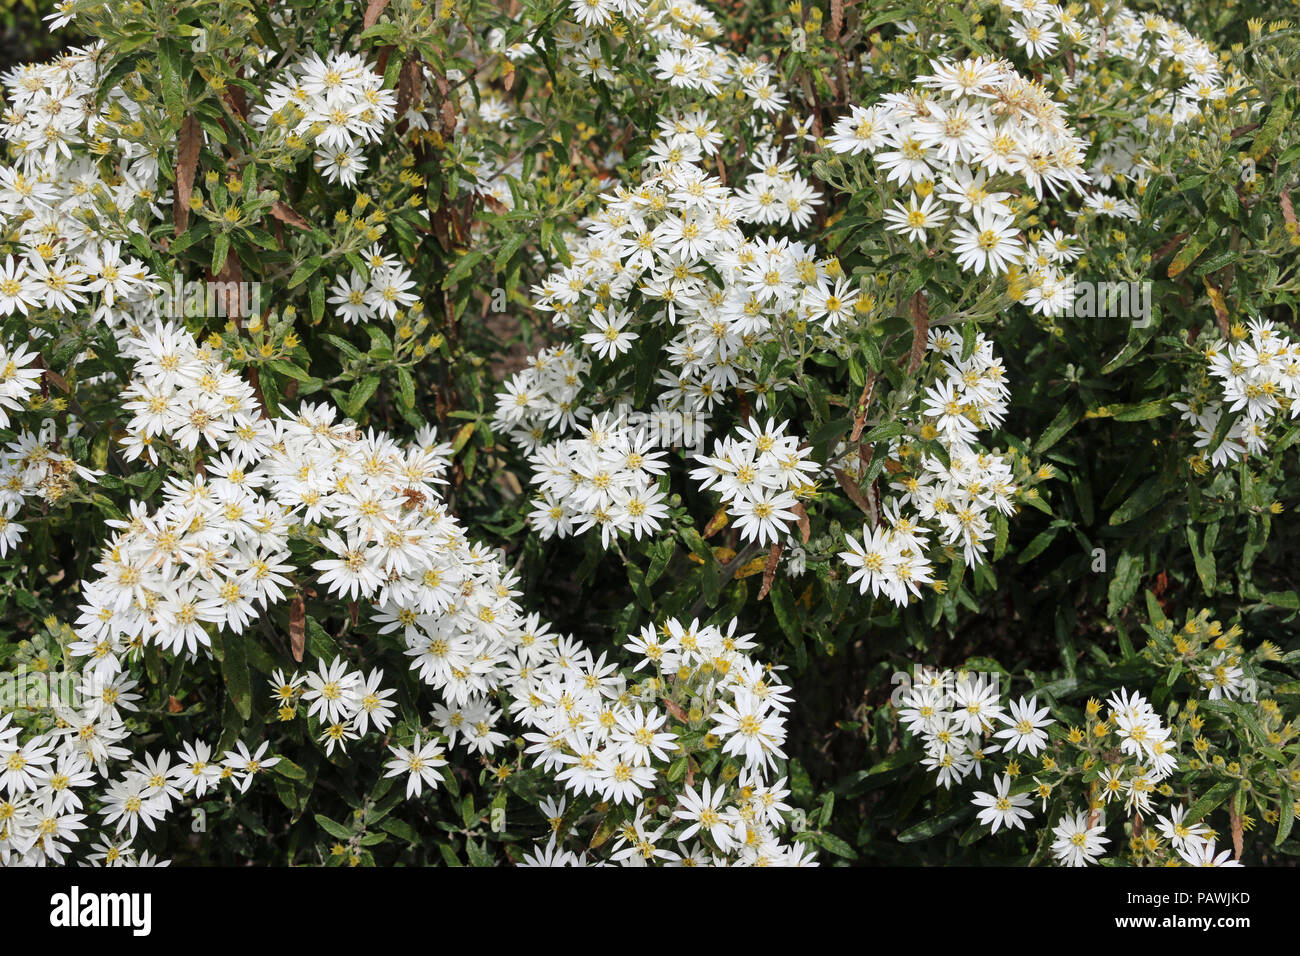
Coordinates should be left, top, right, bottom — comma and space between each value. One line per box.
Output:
1177, 319, 1300, 467
828, 54, 1090, 311
835, 329, 1018, 604
2, 0, 1282, 872
492, 344, 591, 453
0, 417, 100, 556
524, 411, 670, 546
495, 144, 859, 554
545, 0, 788, 121
1078, 3, 1233, 162
897, 665, 1253, 866
95, 314, 820, 862
0, 339, 41, 427
278, 660, 396, 756
690, 418, 816, 547
0, 50, 173, 330
1141, 608, 1256, 703
325, 243, 421, 325
69, 321, 459, 761
0, 339, 98, 557
1, 42, 160, 195
0, 700, 274, 865
514, 615, 812, 866
252, 50, 397, 187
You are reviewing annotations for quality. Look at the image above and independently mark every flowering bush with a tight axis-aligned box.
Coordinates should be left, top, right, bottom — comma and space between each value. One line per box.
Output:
0, 0, 1298, 867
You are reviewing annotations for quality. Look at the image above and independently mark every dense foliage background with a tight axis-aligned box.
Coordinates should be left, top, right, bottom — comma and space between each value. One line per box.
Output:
2, 0, 1299, 866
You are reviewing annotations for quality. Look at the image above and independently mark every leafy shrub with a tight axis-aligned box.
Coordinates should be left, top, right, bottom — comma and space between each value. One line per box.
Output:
0, 0, 1297, 866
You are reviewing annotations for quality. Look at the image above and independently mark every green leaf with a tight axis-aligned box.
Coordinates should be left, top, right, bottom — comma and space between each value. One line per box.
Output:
442, 250, 485, 289
314, 814, 354, 840
323, 334, 364, 362
495, 233, 526, 270
812, 831, 857, 859
306, 616, 339, 659
819, 792, 835, 827
769, 580, 800, 642
1107, 551, 1143, 616
1035, 403, 1080, 454
95, 52, 145, 106
897, 804, 973, 843
158, 38, 185, 124
1017, 525, 1060, 564
211, 232, 231, 274
396, 366, 415, 410
288, 258, 323, 289
380, 817, 420, 844
217, 630, 252, 721
1260, 591, 1300, 610
1186, 525, 1216, 595
645, 538, 675, 587
272, 758, 307, 781
1111, 399, 1173, 422
344, 374, 381, 418
1185, 782, 1236, 824
465, 838, 494, 867
1108, 478, 1164, 526
310, 280, 325, 323
1195, 250, 1240, 276
864, 421, 905, 444
993, 511, 1009, 561
438, 843, 462, 866
268, 359, 313, 383
1144, 589, 1167, 627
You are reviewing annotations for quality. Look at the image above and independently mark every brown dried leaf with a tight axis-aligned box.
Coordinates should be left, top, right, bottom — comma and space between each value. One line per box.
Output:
849, 370, 877, 443
1281, 188, 1297, 228
588, 812, 616, 850
832, 467, 874, 517
710, 546, 737, 565
758, 543, 782, 600
173, 113, 202, 235
663, 698, 688, 723
1153, 230, 1191, 263
395, 55, 425, 125
1231, 811, 1244, 861
271, 201, 311, 231
907, 291, 929, 374
209, 255, 245, 329
42, 368, 70, 394
701, 507, 730, 539
793, 502, 810, 544
440, 97, 457, 138
363, 0, 390, 29
167, 695, 183, 713
224, 87, 247, 121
